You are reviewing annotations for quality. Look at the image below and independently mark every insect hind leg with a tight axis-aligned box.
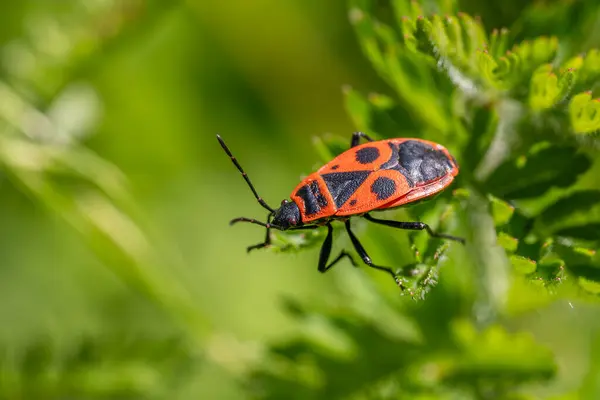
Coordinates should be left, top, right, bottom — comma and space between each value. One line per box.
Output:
344, 220, 404, 288
364, 213, 465, 244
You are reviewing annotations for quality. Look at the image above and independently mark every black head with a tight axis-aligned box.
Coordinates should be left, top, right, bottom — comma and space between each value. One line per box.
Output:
272, 200, 302, 230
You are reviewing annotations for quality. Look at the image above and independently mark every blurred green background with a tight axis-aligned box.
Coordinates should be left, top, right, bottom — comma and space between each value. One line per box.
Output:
1, 0, 600, 399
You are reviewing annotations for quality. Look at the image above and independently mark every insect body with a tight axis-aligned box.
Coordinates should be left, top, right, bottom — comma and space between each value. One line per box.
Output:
217, 132, 464, 286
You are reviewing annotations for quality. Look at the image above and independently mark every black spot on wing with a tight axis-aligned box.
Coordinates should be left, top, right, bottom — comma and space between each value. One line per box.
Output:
371, 177, 396, 200
355, 147, 380, 164
322, 171, 370, 208
310, 181, 328, 208
295, 185, 317, 215
379, 142, 415, 188
349, 199, 357, 206
397, 140, 453, 185
295, 181, 328, 216
331, 164, 340, 170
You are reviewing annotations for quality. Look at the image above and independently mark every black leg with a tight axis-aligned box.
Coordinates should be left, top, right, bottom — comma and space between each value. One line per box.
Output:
364, 213, 465, 244
350, 131, 375, 148
246, 213, 273, 253
244, 222, 319, 253
344, 220, 402, 285
318, 224, 357, 273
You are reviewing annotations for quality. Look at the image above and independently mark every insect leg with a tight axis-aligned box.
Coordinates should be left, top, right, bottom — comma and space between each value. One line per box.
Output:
344, 220, 401, 284
318, 223, 357, 273
230, 217, 278, 228
246, 213, 273, 253
350, 131, 375, 148
243, 221, 319, 253
217, 134, 274, 212
364, 213, 465, 244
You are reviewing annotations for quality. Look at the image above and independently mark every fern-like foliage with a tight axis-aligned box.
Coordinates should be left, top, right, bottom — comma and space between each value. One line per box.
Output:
342, 0, 600, 295
0, 334, 198, 399
248, 285, 557, 399
261, 0, 600, 299
248, 1, 600, 398
350, 0, 600, 137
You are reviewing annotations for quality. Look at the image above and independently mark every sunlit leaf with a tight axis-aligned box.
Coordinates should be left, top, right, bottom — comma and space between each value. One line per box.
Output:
443, 321, 556, 385
569, 91, 600, 134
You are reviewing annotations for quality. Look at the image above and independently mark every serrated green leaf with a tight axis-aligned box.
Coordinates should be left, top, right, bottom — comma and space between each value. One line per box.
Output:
391, 0, 424, 21
271, 228, 329, 253
489, 196, 515, 226
476, 49, 499, 87
498, 233, 519, 253
486, 36, 558, 92
581, 49, 600, 81
489, 28, 510, 60
569, 91, 600, 134
529, 65, 560, 110
457, 12, 487, 64
511, 255, 537, 274
562, 54, 584, 71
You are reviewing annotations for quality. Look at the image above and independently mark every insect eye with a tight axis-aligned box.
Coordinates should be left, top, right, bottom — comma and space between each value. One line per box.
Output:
281, 199, 289, 205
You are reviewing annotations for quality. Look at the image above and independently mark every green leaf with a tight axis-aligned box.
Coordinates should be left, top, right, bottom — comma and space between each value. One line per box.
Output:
528, 65, 576, 111
498, 233, 519, 253
271, 227, 329, 253
490, 196, 515, 226
442, 321, 556, 385
534, 190, 600, 240
0, 335, 197, 399
484, 145, 592, 199
564, 49, 600, 92
510, 255, 537, 275
569, 91, 600, 134
248, 305, 421, 399
489, 28, 510, 60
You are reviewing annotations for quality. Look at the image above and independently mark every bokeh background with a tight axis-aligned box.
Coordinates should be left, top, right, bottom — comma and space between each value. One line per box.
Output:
1, 1, 600, 398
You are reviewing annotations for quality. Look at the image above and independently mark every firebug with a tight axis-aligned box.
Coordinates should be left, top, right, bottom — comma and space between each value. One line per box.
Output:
217, 132, 464, 286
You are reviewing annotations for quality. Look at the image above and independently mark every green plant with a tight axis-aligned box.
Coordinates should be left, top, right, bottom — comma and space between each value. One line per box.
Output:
1, 1, 599, 398
247, 0, 600, 398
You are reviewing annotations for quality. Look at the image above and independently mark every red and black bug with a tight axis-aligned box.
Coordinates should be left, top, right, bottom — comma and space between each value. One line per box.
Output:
217, 132, 464, 286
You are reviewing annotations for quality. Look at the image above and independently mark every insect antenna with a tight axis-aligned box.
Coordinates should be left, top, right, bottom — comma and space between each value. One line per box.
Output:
217, 134, 274, 212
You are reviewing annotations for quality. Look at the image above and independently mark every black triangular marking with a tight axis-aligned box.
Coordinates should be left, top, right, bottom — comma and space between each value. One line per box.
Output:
321, 171, 371, 208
